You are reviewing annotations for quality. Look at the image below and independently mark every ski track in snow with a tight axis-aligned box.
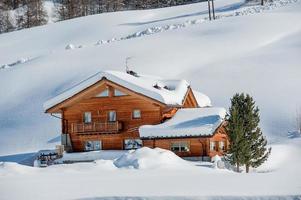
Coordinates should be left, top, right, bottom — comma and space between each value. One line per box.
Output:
0, 0, 298, 70
93, 0, 299, 47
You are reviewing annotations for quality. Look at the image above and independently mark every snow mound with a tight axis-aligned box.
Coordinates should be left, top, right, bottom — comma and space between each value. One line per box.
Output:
0, 64, 11, 69
287, 131, 301, 139
0, 57, 29, 70
211, 155, 226, 169
113, 147, 191, 169
65, 44, 75, 50
0, 162, 37, 175
56, 150, 126, 163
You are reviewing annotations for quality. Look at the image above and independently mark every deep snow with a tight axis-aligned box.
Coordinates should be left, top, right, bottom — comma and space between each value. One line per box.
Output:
0, 0, 301, 198
0, 0, 300, 155
0, 139, 301, 199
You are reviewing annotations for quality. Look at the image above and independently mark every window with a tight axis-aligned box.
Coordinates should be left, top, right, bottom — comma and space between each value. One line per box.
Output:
210, 141, 216, 151
132, 109, 141, 119
85, 140, 102, 151
95, 89, 109, 97
108, 111, 116, 122
83, 112, 92, 123
114, 89, 127, 96
171, 141, 190, 152
219, 141, 225, 151
124, 139, 143, 150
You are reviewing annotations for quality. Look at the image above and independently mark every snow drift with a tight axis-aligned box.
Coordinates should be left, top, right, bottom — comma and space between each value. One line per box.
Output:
114, 147, 192, 169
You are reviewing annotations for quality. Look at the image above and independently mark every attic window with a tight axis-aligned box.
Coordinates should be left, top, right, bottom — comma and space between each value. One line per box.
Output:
114, 89, 127, 96
95, 89, 109, 97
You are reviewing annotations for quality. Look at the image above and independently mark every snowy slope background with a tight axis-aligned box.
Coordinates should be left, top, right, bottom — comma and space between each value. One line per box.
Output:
0, 0, 301, 156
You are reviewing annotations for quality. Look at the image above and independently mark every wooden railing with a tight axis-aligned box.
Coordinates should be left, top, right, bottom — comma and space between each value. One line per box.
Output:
71, 121, 122, 134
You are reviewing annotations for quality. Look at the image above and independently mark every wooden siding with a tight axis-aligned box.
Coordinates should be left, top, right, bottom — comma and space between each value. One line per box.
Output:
63, 83, 164, 151
142, 124, 228, 157
46, 78, 165, 113
46, 75, 227, 156
183, 88, 198, 108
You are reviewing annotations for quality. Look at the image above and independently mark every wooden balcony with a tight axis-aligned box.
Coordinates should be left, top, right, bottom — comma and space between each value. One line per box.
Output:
71, 121, 122, 134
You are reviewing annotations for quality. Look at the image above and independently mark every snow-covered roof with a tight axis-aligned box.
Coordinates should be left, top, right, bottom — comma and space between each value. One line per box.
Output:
139, 107, 226, 138
193, 90, 212, 107
44, 70, 191, 111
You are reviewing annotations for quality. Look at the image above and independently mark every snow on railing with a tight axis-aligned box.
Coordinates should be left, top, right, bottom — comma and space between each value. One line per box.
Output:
71, 121, 122, 134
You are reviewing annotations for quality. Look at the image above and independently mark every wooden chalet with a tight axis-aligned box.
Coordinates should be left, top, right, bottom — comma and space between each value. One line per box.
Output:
44, 70, 228, 158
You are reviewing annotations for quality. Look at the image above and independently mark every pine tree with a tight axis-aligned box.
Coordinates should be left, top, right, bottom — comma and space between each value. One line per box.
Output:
241, 94, 271, 173
226, 93, 271, 173
225, 94, 246, 172
16, 0, 48, 29
0, 2, 15, 33
31, 0, 48, 27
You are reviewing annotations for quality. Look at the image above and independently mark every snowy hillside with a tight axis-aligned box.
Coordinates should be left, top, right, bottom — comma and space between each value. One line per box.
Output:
0, 0, 301, 199
0, 0, 300, 157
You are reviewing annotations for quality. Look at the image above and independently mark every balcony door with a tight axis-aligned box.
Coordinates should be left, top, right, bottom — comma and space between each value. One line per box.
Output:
108, 111, 116, 122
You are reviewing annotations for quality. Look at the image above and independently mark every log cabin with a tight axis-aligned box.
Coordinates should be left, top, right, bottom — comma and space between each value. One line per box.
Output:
44, 70, 228, 159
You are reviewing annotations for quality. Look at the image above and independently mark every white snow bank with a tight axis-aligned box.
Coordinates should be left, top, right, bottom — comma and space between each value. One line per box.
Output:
0, 162, 37, 175
56, 150, 126, 163
193, 90, 212, 107
65, 44, 75, 50
1, 140, 301, 199
114, 147, 192, 169
43, 70, 190, 111
139, 107, 226, 138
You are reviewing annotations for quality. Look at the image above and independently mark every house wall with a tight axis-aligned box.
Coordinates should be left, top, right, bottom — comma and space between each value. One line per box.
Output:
63, 89, 163, 151
143, 137, 208, 157
208, 124, 229, 157
142, 125, 228, 157
48, 77, 217, 155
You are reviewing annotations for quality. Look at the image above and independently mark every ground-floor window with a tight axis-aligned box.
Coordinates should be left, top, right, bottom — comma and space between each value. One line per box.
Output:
210, 141, 216, 151
171, 141, 190, 152
219, 141, 225, 151
124, 139, 143, 150
85, 140, 102, 151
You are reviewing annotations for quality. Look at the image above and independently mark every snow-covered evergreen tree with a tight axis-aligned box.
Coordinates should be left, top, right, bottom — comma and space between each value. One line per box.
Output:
242, 94, 271, 173
0, 2, 15, 33
16, 0, 47, 29
226, 93, 271, 173
225, 94, 246, 172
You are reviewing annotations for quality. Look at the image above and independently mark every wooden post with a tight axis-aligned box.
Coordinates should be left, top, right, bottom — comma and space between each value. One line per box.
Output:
61, 109, 65, 134
108, 86, 114, 97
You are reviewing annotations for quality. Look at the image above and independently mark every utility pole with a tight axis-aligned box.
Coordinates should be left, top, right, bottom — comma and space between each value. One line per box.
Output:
208, 0, 212, 20
208, 0, 216, 20
212, 0, 216, 20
